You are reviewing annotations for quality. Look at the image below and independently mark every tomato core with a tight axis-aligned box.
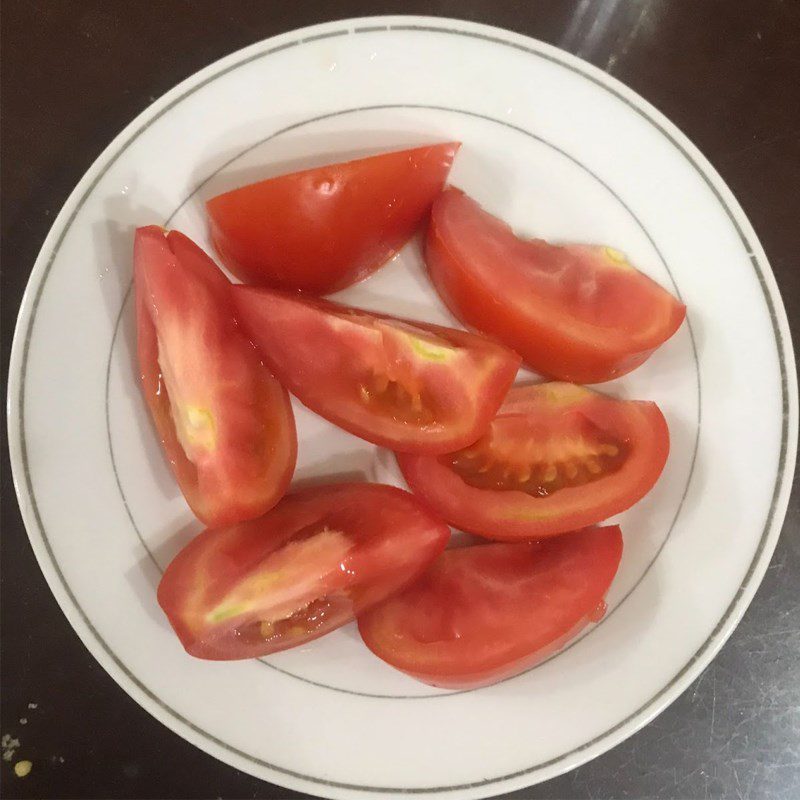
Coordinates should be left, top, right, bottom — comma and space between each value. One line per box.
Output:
442, 413, 628, 497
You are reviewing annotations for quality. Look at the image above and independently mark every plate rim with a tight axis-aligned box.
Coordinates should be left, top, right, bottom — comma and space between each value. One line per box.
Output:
7, 14, 798, 799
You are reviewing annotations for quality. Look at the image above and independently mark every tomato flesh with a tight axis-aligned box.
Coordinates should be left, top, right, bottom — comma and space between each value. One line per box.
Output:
358, 525, 623, 688
135, 227, 297, 527
397, 382, 669, 539
207, 142, 460, 294
231, 287, 521, 454
425, 188, 686, 382
157, 483, 451, 660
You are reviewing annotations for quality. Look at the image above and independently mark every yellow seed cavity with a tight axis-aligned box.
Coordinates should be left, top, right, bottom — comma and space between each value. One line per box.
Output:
260, 621, 275, 638
208, 603, 248, 623
407, 334, 456, 362
182, 405, 216, 450
586, 458, 602, 475
601, 444, 619, 457
14, 761, 32, 778
603, 246, 634, 270
543, 464, 558, 482
540, 383, 592, 407
207, 572, 282, 624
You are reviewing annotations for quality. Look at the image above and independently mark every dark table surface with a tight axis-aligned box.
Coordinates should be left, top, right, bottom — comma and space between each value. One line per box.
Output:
2, 2, 799, 799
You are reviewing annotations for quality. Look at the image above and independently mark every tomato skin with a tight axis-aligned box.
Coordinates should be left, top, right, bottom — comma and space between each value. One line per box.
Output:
425, 188, 686, 383
135, 227, 297, 527
358, 525, 622, 688
157, 483, 451, 660
230, 286, 521, 454
206, 143, 460, 294
397, 383, 669, 540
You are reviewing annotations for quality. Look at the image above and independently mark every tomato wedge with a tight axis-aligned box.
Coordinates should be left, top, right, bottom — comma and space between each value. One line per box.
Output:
135, 226, 297, 527
358, 525, 622, 688
158, 483, 451, 660
206, 143, 460, 294
397, 382, 668, 539
425, 187, 686, 383
231, 287, 521, 454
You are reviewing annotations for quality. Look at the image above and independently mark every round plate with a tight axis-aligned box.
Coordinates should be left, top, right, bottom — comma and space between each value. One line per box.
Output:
8, 16, 797, 800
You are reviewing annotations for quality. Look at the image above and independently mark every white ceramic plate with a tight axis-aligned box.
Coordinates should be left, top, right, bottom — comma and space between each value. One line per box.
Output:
8, 16, 797, 800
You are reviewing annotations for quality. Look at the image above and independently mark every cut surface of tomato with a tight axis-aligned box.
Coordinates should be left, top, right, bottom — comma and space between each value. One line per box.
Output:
397, 382, 668, 539
231, 286, 521, 454
358, 525, 623, 688
207, 142, 460, 294
425, 187, 686, 382
158, 483, 451, 660
135, 226, 297, 527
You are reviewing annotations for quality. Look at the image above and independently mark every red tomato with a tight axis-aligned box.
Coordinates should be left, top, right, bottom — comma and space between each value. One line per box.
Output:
231, 287, 521, 454
135, 227, 297, 527
425, 187, 686, 383
158, 483, 451, 660
206, 143, 460, 294
397, 382, 668, 540
358, 525, 623, 688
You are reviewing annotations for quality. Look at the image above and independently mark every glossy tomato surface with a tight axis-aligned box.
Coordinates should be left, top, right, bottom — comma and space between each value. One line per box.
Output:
207, 142, 459, 294
231, 286, 521, 454
426, 188, 686, 383
135, 226, 296, 527
398, 382, 668, 539
158, 483, 451, 660
358, 525, 623, 688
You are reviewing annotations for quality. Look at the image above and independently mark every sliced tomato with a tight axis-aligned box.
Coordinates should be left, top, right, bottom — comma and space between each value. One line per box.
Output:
358, 525, 622, 688
231, 287, 521, 454
135, 226, 297, 527
425, 187, 686, 383
206, 143, 460, 294
397, 382, 668, 539
158, 483, 451, 660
